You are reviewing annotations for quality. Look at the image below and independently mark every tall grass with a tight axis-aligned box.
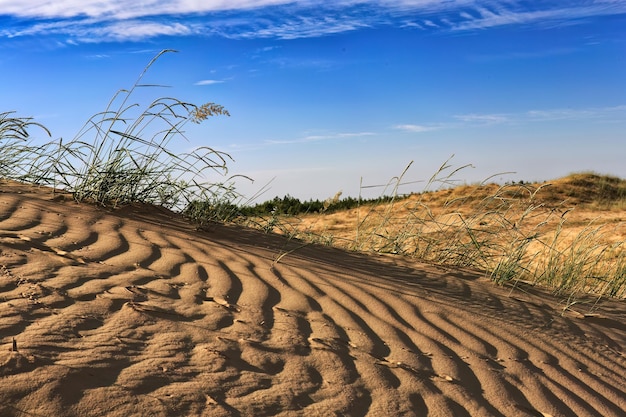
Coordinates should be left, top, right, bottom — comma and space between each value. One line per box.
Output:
0, 112, 51, 179
1, 50, 240, 216
531, 220, 626, 297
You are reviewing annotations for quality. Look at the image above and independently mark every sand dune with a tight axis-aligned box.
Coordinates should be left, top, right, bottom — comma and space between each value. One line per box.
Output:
0, 180, 624, 416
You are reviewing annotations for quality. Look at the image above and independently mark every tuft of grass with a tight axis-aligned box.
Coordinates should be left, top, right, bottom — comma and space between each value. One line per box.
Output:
530, 219, 626, 296
1, 50, 241, 212
183, 196, 242, 226
0, 112, 51, 179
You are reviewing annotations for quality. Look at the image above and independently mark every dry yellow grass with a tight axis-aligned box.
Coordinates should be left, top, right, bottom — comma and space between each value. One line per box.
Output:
245, 173, 626, 298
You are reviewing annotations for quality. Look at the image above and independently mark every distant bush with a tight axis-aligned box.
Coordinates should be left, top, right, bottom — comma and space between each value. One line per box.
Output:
227, 194, 405, 217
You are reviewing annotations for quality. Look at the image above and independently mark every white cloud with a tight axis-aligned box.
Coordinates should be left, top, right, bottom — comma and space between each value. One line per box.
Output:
84, 53, 110, 59
400, 21, 425, 29
195, 79, 225, 86
96, 21, 194, 41
454, 105, 626, 125
451, 2, 626, 31
223, 15, 371, 40
454, 113, 509, 124
257, 45, 280, 52
2, 1, 626, 22
525, 105, 626, 121
394, 124, 440, 133
266, 131, 375, 145
2, 18, 196, 42
0, 0, 295, 19
396, 105, 626, 133
2, 1, 626, 42
263, 56, 338, 70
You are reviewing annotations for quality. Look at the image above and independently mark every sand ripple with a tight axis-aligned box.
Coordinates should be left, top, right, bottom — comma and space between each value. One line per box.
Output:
0, 181, 624, 416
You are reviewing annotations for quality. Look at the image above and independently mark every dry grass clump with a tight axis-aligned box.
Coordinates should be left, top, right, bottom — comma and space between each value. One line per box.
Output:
0, 111, 51, 179
0, 50, 239, 215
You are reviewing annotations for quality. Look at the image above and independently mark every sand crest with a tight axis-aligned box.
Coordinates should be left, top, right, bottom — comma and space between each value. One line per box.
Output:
0, 181, 624, 416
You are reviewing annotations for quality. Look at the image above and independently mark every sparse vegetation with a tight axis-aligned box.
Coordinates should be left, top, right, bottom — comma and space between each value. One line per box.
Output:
230, 160, 626, 299
1, 52, 624, 300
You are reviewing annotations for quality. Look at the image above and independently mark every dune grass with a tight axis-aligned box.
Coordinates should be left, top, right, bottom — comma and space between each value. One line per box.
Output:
0, 50, 240, 216
0, 111, 51, 179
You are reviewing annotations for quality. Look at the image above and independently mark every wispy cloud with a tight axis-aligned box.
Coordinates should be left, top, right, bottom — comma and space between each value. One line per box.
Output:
218, 131, 376, 153
454, 114, 509, 125
84, 53, 110, 59
1, 1, 625, 42
266, 131, 375, 145
2, 17, 196, 42
524, 105, 626, 122
0, 1, 293, 20
394, 124, 440, 133
194, 79, 225, 86
422, 20, 440, 28
262, 56, 339, 70
451, 2, 626, 31
94, 21, 194, 41
396, 105, 626, 133
454, 105, 626, 126
454, 105, 626, 125
217, 14, 373, 40
469, 47, 579, 62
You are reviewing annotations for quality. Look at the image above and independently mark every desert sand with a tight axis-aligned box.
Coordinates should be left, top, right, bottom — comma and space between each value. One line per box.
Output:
0, 180, 624, 416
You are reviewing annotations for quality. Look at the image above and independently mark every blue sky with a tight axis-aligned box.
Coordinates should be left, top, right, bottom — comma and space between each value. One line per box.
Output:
1, 1, 625, 201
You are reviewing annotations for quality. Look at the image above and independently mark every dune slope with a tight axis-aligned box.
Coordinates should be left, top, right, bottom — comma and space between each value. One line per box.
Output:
0, 181, 624, 416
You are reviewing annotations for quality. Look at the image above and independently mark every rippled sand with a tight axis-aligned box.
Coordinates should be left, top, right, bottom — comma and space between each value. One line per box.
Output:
0, 181, 624, 416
